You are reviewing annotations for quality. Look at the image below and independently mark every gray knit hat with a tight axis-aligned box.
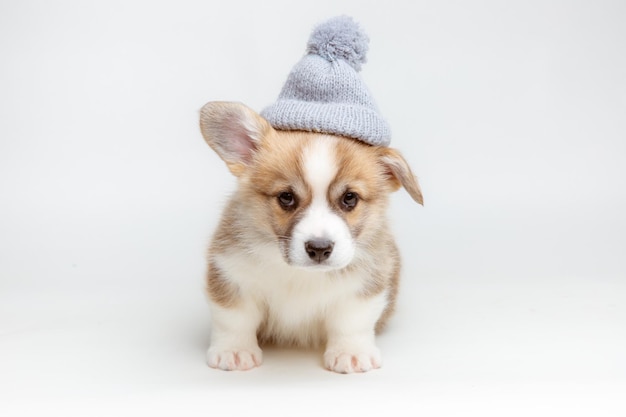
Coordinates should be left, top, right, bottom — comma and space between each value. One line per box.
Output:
261, 16, 391, 146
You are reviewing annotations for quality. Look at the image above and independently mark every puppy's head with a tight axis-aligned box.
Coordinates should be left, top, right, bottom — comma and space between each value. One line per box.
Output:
200, 102, 423, 272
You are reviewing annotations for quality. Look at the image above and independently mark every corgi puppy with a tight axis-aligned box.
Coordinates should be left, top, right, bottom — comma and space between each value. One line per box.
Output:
199, 101, 423, 373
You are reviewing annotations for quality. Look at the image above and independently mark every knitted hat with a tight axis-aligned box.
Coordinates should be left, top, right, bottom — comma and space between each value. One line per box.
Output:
261, 16, 391, 146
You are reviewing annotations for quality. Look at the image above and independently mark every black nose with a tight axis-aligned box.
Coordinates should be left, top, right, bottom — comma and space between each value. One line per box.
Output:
304, 239, 334, 263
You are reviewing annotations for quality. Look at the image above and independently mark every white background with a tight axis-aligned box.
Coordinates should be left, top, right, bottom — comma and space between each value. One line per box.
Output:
1, 0, 625, 415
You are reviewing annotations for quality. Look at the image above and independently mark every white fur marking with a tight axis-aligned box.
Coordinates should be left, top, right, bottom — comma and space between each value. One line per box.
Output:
304, 137, 338, 201
324, 291, 388, 373
288, 137, 355, 270
207, 302, 263, 371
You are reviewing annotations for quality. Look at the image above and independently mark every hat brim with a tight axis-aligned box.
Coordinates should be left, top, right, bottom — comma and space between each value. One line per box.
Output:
261, 99, 391, 147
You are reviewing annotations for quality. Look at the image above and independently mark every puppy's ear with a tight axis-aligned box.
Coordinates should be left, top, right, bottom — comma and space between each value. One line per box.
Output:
199, 101, 272, 176
379, 148, 424, 205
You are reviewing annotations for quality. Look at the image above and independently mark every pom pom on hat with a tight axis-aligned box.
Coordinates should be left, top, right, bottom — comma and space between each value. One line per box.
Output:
306, 15, 369, 71
261, 16, 391, 146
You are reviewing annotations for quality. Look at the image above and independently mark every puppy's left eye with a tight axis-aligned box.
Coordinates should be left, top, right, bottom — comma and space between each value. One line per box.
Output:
341, 191, 358, 211
278, 191, 297, 210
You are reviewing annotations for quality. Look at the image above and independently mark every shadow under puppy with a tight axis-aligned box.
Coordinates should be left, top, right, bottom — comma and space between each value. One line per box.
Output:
199, 16, 423, 373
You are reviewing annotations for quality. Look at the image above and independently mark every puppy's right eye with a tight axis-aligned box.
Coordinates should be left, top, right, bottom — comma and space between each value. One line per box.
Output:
277, 192, 297, 210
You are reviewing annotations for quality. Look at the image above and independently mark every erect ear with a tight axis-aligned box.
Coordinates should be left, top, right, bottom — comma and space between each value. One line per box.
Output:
199, 101, 272, 176
379, 148, 424, 205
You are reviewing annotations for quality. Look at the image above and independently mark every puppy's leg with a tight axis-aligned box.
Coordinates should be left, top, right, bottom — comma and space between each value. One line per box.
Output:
324, 292, 388, 373
207, 301, 263, 371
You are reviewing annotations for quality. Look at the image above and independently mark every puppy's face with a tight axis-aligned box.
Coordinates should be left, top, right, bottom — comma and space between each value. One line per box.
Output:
252, 133, 387, 271
200, 102, 423, 271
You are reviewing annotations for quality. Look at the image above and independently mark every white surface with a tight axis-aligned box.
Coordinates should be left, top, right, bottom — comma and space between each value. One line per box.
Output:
1, 0, 625, 415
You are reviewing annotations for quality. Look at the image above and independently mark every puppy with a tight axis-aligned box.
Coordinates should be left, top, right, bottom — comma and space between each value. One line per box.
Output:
200, 101, 423, 373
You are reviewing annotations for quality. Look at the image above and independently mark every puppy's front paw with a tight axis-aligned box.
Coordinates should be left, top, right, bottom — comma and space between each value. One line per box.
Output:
207, 346, 263, 371
324, 347, 382, 374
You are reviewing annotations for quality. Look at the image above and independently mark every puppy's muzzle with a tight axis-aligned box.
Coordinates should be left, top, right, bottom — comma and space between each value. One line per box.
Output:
304, 239, 334, 263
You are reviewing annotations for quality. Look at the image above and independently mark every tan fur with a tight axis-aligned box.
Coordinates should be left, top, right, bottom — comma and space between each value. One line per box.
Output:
206, 260, 239, 308
379, 147, 424, 205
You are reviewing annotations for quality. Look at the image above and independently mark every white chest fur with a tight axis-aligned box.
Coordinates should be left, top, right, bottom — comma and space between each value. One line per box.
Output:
214, 243, 378, 347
